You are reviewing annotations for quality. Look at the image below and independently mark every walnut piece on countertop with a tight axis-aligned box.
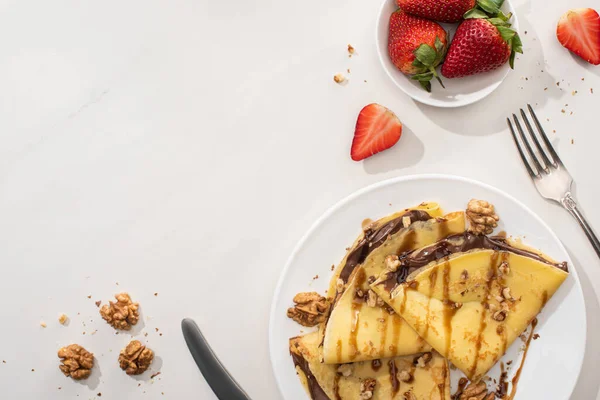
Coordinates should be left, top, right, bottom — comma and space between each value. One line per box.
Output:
58, 344, 94, 380
360, 378, 377, 399
466, 199, 500, 235
286, 292, 330, 327
100, 293, 140, 330
118, 340, 154, 375
458, 381, 493, 400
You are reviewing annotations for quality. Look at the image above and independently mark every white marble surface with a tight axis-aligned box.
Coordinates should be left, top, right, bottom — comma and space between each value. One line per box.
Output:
0, 0, 598, 399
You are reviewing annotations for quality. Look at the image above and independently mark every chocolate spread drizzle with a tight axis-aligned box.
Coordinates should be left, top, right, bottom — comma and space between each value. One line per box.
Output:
290, 349, 329, 400
380, 232, 568, 292
338, 210, 433, 283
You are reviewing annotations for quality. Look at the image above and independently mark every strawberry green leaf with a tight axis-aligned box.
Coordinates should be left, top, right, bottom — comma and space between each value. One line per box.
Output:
497, 11, 512, 21
433, 36, 448, 65
512, 33, 523, 54
412, 58, 425, 68
411, 72, 433, 81
488, 17, 510, 26
497, 25, 516, 43
414, 44, 437, 67
464, 8, 488, 19
418, 80, 432, 93
509, 50, 516, 69
477, 0, 500, 15
490, 0, 505, 7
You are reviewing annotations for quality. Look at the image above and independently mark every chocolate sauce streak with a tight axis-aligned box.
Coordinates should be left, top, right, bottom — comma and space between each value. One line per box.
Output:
290, 350, 330, 400
338, 210, 433, 283
380, 232, 568, 292
371, 359, 382, 371
388, 359, 400, 394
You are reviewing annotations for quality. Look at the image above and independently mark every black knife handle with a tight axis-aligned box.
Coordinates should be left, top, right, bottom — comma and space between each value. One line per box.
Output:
181, 318, 252, 400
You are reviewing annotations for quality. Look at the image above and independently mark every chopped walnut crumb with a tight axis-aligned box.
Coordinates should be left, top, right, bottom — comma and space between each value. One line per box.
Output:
286, 292, 330, 327
502, 287, 514, 301
336, 278, 345, 293
119, 340, 154, 375
366, 290, 380, 308
416, 352, 432, 368
58, 344, 94, 380
493, 310, 507, 321
385, 254, 401, 272
403, 392, 417, 400
58, 314, 68, 325
100, 293, 140, 330
498, 261, 510, 276
399, 370, 413, 382
337, 364, 354, 377
348, 44, 355, 55
466, 199, 499, 235
95, 301, 101, 308
360, 378, 376, 399
333, 73, 346, 84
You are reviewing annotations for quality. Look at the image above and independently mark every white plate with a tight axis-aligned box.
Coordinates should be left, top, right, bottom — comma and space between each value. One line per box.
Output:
375, 0, 519, 108
269, 174, 585, 400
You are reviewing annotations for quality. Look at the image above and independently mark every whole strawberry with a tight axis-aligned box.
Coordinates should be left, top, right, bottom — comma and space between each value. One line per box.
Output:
388, 10, 448, 91
397, 0, 476, 23
441, 3, 522, 78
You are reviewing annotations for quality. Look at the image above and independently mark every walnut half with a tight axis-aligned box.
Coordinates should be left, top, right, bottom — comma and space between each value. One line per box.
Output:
286, 292, 330, 327
466, 199, 499, 235
118, 340, 154, 375
58, 344, 94, 380
459, 381, 495, 400
100, 293, 140, 330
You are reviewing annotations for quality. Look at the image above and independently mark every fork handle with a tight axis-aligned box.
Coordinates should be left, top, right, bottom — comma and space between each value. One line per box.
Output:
562, 193, 600, 259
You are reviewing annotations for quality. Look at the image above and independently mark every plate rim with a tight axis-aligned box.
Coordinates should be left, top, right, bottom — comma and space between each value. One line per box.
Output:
268, 173, 587, 399
374, 0, 518, 108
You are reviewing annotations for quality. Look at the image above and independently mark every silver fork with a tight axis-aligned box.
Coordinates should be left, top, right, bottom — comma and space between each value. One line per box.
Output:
507, 104, 600, 258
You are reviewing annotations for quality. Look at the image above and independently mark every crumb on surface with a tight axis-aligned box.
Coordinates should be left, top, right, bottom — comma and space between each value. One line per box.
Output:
154, 293, 158, 297
87, 295, 91, 299
571, 139, 574, 144
59, 314, 68, 325
348, 44, 355, 55
95, 301, 101, 308
312, 274, 319, 280
333, 73, 346, 84
150, 372, 161, 379
561, 109, 566, 113
40, 321, 47, 328
331, 265, 335, 271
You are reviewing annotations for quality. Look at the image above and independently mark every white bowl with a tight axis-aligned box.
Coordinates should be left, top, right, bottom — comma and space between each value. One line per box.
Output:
376, 0, 519, 108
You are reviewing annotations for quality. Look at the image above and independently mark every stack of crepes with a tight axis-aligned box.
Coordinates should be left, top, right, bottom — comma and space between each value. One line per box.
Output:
288, 202, 568, 400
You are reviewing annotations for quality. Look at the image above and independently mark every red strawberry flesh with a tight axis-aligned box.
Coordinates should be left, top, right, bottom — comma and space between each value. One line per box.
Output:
350, 104, 402, 162
557, 8, 600, 65
396, 0, 476, 23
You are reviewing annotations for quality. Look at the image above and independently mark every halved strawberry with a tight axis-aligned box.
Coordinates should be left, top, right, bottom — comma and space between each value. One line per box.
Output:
557, 8, 600, 65
350, 104, 402, 161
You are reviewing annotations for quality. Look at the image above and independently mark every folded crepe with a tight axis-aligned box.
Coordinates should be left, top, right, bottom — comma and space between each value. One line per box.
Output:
290, 332, 450, 400
372, 232, 569, 383
322, 205, 466, 364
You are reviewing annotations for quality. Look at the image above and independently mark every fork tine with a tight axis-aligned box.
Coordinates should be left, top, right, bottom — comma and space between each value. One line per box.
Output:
520, 108, 553, 171
512, 113, 545, 173
507, 118, 538, 178
527, 104, 562, 167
